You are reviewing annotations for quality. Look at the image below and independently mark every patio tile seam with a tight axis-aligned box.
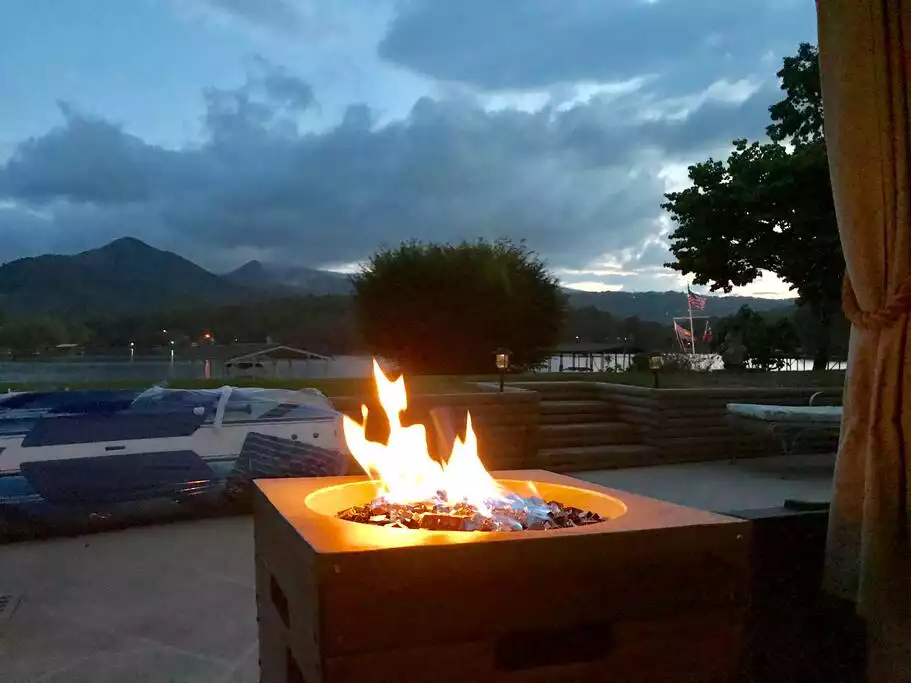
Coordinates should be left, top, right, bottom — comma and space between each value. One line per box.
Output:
19, 648, 109, 683
212, 640, 259, 683
35, 601, 239, 668
23, 643, 176, 683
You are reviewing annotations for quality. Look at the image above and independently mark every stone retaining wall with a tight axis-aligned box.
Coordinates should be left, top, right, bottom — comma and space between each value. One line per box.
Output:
596, 385, 843, 463
329, 382, 843, 472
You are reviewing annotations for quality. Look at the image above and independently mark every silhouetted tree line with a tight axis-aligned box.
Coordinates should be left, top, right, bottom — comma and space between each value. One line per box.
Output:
0, 295, 849, 370
0, 296, 362, 357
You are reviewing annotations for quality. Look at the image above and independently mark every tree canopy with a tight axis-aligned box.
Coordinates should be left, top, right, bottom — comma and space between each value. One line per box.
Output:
711, 305, 799, 372
662, 43, 844, 369
351, 239, 565, 374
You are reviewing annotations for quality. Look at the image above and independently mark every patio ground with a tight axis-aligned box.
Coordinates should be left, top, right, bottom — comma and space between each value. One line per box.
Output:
0, 453, 835, 683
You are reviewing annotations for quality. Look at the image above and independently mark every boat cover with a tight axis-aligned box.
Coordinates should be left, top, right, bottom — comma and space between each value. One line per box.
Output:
21, 450, 218, 504
0, 385, 346, 541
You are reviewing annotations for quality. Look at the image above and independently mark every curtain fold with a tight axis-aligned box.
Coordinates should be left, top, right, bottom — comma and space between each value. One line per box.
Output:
816, 1, 911, 672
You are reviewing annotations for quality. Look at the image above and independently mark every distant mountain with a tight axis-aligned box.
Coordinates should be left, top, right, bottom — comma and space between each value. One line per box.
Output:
0, 237, 255, 318
225, 260, 352, 295
564, 289, 795, 323
0, 236, 798, 322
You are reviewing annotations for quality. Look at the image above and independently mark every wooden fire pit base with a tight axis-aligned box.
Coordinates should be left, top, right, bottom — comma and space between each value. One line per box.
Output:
254, 471, 751, 683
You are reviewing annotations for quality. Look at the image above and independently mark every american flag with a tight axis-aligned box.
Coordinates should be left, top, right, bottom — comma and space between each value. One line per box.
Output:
674, 322, 692, 340
687, 287, 707, 310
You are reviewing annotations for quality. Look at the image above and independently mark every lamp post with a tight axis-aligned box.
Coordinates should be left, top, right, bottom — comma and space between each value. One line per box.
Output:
495, 348, 512, 393
648, 353, 664, 388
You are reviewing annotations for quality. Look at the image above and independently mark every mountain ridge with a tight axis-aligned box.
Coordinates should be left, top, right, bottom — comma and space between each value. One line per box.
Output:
564, 288, 795, 321
0, 237, 796, 321
224, 260, 352, 295
0, 238, 254, 318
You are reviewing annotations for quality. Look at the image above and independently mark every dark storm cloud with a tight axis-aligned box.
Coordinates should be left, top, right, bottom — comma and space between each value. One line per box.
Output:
202, 56, 317, 142
380, 0, 815, 94
0, 59, 778, 271
0, 103, 170, 205
256, 64, 317, 110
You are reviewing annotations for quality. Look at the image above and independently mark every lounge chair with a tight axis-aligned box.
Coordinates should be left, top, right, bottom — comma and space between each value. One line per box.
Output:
726, 392, 842, 461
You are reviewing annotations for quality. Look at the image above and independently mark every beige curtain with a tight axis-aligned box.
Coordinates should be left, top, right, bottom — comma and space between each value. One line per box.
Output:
817, 0, 911, 676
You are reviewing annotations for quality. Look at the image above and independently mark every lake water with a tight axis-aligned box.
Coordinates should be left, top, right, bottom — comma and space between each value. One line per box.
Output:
0, 355, 376, 385
0, 353, 847, 385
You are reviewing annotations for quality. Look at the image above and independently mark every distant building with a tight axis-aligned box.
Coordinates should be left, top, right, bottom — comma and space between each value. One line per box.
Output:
52, 343, 85, 357
220, 344, 332, 379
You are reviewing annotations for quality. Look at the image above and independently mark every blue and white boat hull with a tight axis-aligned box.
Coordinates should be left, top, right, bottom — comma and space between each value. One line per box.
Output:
0, 386, 350, 538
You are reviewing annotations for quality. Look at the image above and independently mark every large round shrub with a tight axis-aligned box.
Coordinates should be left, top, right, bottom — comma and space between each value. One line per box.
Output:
352, 239, 565, 374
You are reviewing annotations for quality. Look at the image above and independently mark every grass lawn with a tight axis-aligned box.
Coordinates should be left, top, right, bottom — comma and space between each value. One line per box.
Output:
506, 370, 847, 389
0, 370, 845, 396
0, 375, 474, 397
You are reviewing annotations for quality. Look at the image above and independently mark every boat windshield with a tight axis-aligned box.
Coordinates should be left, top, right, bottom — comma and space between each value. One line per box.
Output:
129, 386, 338, 420
129, 387, 222, 414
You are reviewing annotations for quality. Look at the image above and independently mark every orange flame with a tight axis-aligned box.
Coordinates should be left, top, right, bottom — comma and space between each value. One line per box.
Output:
342, 360, 509, 511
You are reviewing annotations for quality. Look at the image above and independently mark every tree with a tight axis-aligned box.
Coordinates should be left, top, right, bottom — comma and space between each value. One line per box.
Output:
662, 43, 844, 370
793, 301, 850, 364
711, 306, 799, 372
351, 239, 565, 374
82, 295, 362, 354
0, 316, 68, 355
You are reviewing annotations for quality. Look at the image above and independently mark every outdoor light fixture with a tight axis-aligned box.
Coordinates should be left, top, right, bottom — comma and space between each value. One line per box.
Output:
495, 348, 512, 392
648, 353, 664, 388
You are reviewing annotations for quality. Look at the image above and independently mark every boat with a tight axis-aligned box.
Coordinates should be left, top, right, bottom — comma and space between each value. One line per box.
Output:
0, 385, 348, 539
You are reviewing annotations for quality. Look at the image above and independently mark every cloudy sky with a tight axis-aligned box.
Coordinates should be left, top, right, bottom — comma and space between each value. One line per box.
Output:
0, 0, 817, 296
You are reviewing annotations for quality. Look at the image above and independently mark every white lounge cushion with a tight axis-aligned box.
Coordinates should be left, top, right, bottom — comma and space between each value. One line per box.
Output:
726, 403, 843, 425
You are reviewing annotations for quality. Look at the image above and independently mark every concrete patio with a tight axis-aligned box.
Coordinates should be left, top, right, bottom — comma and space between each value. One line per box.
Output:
580, 453, 834, 512
0, 453, 835, 683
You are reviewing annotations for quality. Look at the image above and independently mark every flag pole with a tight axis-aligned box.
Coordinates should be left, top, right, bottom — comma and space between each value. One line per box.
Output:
686, 286, 696, 355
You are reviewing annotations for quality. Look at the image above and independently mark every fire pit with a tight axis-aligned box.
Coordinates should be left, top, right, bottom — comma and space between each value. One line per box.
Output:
253, 363, 752, 682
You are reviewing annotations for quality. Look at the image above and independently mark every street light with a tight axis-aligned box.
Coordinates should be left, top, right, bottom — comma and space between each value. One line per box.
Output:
648, 353, 664, 388
495, 348, 512, 393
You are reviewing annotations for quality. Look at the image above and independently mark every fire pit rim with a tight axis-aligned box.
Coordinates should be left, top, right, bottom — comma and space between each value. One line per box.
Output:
255, 470, 746, 555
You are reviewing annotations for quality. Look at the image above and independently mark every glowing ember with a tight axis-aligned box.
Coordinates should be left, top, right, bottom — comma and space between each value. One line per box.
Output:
339, 360, 604, 532
337, 497, 604, 532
